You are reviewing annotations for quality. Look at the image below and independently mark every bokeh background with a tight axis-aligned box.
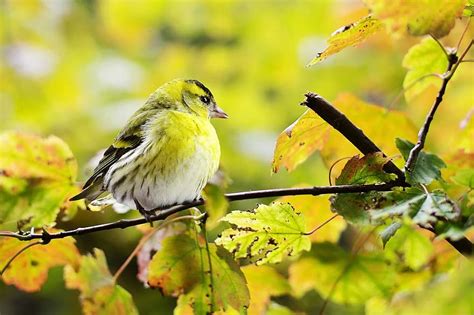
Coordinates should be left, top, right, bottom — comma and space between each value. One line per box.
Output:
1, 0, 472, 314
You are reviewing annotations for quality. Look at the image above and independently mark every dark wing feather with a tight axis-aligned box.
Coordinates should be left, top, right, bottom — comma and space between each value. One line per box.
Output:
70, 108, 159, 201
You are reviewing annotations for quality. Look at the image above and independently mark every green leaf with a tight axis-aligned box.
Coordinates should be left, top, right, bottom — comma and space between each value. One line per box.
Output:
0, 132, 82, 230
364, 0, 466, 38
396, 138, 446, 185
215, 202, 311, 265
379, 221, 403, 246
148, 234, 249, 313
384, 224, 434, 270
288, 243, 395, 304
370, 189, 460, 226
330, 153, 394, 224
451, 168, 474, 189
336, 153, 395, 185
402, 37, 448, 101
308, 16, 383, 66
272, 109, 331, 173
0, 232, 79, 292
64, 248, 138, 315
242, 265, 291, 314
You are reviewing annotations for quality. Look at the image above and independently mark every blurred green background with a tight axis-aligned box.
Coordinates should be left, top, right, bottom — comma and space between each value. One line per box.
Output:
1, 0, 472, 314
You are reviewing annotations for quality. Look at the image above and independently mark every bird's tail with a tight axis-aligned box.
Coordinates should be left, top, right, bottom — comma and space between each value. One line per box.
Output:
70, 179, 104, 202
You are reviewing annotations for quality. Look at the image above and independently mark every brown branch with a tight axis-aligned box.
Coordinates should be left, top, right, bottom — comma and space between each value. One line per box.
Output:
301, 92, 472, 256
0, 183, 398, 242
302, 93, 406, 184
405, 40, 473, 173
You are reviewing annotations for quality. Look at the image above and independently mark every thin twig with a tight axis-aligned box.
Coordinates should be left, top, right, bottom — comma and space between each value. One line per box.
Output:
0, 241, 43, 276
404, 40, 473, 173
0, 183, 398, 242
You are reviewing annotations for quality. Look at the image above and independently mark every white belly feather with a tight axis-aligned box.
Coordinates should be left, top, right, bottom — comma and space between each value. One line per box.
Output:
104, 114, 220, 211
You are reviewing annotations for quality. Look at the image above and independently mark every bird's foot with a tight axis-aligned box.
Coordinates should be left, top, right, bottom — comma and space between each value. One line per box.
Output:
134, 198, 154, 227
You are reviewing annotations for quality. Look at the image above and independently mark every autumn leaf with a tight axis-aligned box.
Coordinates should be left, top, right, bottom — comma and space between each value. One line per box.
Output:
402, 37, 448, 101
288, 243, 395, 304
147, 234, 249, 313
330, 153, 394, 224
272, 109, 330, 173
242, 265, 291, 314
364, 0, 465, 38
335, 153, 395, 185
215, 202, 311, 265
0, 234, 79, 292
136, 222, 187, 285
308, 15, 383, 66
64, 248, 138, 315
0, 132, 83, 230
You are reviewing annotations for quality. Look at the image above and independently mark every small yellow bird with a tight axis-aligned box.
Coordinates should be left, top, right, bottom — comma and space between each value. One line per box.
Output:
71, 79, 227, 220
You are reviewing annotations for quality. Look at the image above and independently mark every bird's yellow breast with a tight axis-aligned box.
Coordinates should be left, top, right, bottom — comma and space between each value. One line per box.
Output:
146, 110, 220, 178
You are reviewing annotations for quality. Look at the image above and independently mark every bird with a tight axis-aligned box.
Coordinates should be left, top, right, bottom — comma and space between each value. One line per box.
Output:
70, 79, 227, 222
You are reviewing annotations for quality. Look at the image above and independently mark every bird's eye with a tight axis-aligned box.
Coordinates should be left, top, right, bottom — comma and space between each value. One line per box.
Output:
200, 96, 210, 104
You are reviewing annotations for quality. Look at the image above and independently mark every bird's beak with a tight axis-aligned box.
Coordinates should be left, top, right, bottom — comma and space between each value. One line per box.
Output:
210, 105, 228, 119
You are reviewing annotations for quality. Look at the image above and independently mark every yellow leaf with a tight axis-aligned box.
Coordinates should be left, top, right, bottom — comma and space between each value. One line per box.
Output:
272, 110, 330, 173
309, 16, 383, 66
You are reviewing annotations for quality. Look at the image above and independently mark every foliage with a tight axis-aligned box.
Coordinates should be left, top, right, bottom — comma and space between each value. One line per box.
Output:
64, 249, 139, 315
0, 233, 79, 292
1, 1, 473, 315
308, 16, 383, 66
215, 202, 311, 265
0, 132, 84, 230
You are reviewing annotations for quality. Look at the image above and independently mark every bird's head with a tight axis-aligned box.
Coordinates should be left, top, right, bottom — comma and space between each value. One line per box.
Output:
152, 79, 228, 119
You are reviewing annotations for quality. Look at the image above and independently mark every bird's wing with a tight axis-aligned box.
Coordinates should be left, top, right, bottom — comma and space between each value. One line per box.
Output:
70, 109, 157, 201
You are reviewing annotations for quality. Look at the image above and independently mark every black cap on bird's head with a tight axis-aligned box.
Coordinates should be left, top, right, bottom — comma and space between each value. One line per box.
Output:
184, 79, 228, 119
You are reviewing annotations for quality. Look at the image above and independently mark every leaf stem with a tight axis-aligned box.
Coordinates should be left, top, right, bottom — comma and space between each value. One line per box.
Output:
304, 214, 339, 235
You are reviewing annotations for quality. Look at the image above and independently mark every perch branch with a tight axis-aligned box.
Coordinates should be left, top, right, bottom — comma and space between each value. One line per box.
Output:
0, 183, 398, 242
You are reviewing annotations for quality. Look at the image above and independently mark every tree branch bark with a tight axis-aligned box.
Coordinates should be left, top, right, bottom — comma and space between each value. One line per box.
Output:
0, 183, 398, 242
301, 93, 407, 185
